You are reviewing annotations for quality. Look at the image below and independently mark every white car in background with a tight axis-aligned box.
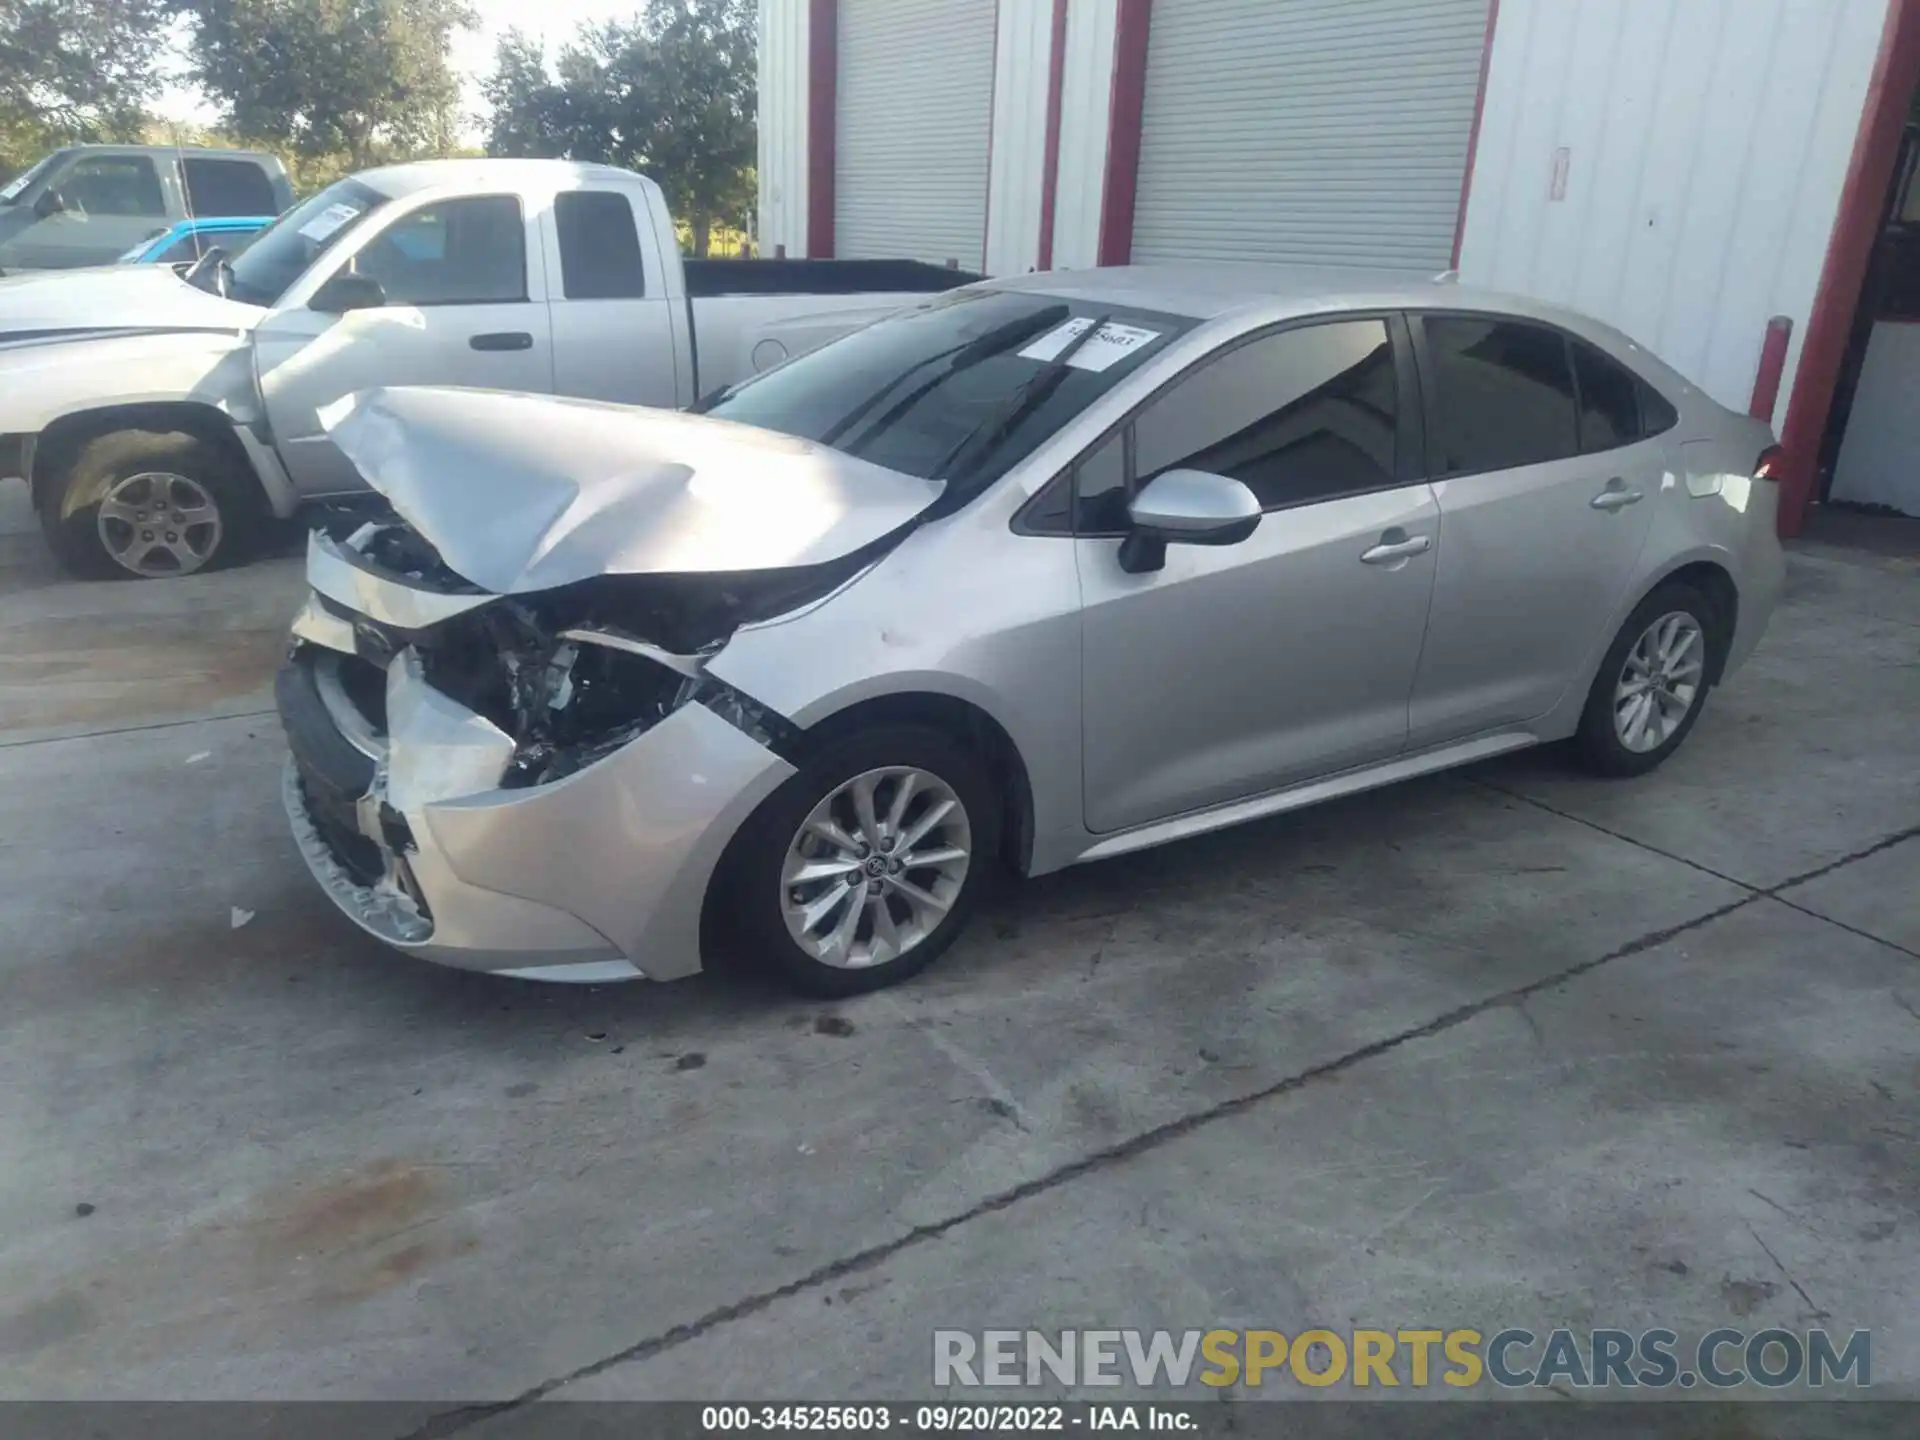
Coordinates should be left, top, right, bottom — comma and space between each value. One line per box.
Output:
0, 158, 974, 578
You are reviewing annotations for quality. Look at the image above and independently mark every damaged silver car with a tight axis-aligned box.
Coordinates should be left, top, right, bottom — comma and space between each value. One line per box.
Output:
280, 268, 1785, 994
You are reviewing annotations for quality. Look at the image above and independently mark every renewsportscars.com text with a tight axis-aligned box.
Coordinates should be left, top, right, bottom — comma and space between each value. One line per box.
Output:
933, 1327, 1871, 1391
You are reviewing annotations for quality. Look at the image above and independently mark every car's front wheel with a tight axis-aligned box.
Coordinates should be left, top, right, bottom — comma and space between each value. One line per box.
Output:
38, 430, 257, 580
1573, 580, 1724, 777
724, 726, 1000, 996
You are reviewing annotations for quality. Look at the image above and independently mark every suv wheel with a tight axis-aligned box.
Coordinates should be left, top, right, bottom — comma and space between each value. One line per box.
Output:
39, 430, 257, 579
724, 726, 1000, 997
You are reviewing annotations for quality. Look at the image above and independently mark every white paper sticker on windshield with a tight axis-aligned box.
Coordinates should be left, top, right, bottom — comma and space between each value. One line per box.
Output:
0, 174, 32, 202
1018, 318, 1164, 372
298, 202, 362, 242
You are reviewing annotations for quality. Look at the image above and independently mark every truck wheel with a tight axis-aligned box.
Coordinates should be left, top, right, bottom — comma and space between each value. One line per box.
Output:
38, 430, 259, 580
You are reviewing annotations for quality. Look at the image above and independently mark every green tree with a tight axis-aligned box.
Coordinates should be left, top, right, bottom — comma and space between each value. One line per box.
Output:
0, 0, 173, 178
482, 0, 755, 256
184, 0, 474, 172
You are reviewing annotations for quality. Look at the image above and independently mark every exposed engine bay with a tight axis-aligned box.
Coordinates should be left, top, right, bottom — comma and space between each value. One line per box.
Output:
300, 506, 883, 790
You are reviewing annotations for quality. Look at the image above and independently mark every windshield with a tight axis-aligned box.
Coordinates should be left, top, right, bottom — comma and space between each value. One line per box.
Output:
701, 289, 1193, 495
0, 154, 58, 205
206, 177, 389, 306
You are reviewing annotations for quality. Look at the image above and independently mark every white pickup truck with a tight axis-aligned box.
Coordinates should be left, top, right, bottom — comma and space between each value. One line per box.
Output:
0, 158, 975, 578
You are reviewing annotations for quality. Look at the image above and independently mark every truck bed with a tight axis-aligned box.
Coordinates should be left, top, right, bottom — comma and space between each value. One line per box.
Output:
683, 258, 983, 298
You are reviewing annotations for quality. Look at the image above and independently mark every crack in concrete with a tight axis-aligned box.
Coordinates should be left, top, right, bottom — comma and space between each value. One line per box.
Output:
0, 707, 277, 750
398, 821, 1919, 1438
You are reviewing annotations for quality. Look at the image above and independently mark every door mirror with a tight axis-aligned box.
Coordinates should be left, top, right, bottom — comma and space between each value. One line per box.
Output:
309, 271, 386, 314
1120, 469, 1261, 574
33, 188, 68, 219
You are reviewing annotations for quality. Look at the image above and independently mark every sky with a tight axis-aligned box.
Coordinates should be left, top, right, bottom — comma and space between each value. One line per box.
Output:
152, 0, 636, 140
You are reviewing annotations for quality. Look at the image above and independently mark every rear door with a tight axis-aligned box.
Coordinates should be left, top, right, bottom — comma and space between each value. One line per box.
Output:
542, 187, 684, 407
257, 193, 555, 495
1077, 316, 1440, 834
1407, 314, 1661, 747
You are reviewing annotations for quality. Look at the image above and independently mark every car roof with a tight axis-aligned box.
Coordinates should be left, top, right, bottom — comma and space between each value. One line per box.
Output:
354, 157, 646, 199
58, 143, 282, 162
987, 262, 1703, 401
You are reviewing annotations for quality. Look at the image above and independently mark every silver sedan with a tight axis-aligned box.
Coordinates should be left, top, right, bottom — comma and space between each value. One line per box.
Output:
277, 265, 1785, 995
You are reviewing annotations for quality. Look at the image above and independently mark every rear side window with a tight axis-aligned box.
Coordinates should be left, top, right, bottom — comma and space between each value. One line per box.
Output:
555, 191, 647, 299
1424, 316, 1578, 474
182, 158, 278, 217
1639, 381, 1679, 436
1572, 340, 1642, 453
1132, 318, 1399, 510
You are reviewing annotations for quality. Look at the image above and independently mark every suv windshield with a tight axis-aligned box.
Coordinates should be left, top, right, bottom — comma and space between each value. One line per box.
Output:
0, 154, 58, 204
700, 288, 1193, 495
202, 177, 389, 306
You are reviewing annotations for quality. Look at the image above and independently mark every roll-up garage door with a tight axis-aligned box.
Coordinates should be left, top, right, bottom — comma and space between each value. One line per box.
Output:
835, 0, 996, 267
1131, 0, 1491, 270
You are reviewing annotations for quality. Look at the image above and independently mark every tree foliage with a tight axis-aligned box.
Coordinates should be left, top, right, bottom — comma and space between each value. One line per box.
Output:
483, 0, 755, 255
184, 0, 474, 170
0, 0, 173, 176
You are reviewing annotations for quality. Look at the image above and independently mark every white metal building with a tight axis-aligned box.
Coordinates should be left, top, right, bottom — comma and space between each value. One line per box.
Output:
759, 0, 1920, 533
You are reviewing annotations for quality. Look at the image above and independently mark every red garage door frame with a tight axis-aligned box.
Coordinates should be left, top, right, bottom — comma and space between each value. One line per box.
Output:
1775, 0, 1920, 536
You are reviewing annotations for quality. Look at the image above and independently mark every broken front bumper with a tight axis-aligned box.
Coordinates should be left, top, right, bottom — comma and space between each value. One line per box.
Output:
279, 617, 798, 983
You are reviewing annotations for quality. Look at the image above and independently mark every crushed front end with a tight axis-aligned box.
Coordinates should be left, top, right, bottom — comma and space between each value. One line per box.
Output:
278, 514, 815, 982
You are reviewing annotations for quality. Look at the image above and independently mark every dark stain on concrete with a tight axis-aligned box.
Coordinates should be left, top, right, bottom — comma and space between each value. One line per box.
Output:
1720, 1276, 1779, 1317
0, 1290, 95, 1357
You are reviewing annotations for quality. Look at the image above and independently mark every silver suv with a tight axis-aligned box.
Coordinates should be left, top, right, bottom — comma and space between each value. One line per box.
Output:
277, 265, 1785, 995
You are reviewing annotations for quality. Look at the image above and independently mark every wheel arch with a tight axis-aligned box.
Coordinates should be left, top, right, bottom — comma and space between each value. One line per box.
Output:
1636, 555, 1740, 683
30, 401, 256, 519
788, 689, 1039, 878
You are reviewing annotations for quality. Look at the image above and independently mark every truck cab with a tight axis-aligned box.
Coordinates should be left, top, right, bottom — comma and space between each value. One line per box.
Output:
0, 145, 293, 272
0, 158, 971, 578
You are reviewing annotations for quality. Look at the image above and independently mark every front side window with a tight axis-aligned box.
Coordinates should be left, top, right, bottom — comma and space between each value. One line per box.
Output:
221, 177, 389, 306
1132, 318, 1399, 510
61, 156, 165, 217
701, 288, 1194, 499
351, 195, 527, 305
1424, 316, 1578, 475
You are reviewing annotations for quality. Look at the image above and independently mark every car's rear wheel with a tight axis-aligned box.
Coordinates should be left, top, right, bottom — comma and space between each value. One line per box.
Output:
39, 430, 257, 580
723, 727, 999, 996
1573, 580, 1723, 777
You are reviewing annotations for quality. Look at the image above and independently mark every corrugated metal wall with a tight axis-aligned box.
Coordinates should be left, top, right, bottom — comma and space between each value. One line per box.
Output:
1130, 0, 1491, 268
984, 0, 1055, 276
756, 0, 811, 257
834, 0, 998, 267
1458, 0, 1892, 427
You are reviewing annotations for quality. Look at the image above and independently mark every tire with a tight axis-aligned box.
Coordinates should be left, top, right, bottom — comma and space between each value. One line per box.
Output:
1572, 580, 1725, 777
721, 726, 1001, 997
38, 430, 259, 580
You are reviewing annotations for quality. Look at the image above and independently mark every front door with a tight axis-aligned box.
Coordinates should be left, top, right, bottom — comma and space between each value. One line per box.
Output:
256, 193, 555, 495
1077, 317, 1440, 835
0, 152, 174, 269
1407, 316, 1660, 746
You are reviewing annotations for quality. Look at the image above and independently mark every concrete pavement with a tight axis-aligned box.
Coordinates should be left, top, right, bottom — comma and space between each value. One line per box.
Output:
0, 484, 1914, 1421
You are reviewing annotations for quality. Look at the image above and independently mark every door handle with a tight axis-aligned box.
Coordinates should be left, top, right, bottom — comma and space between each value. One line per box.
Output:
1360, 532, 1432, 565
469, 331, 533, 351
1590, 480, 1644, 511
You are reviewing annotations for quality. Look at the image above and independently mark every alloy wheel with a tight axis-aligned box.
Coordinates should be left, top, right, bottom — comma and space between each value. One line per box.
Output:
780, 766, 973, 969
96, 471, 223, 577
1613, 610, 1705, 753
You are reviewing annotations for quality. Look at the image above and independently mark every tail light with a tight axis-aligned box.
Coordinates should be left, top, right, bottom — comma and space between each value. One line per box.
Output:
1753, 446, 1783, 482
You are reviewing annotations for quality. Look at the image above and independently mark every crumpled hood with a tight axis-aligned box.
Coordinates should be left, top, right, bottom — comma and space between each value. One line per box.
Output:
320, 386, 947, 596
0, 264, 262, 342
